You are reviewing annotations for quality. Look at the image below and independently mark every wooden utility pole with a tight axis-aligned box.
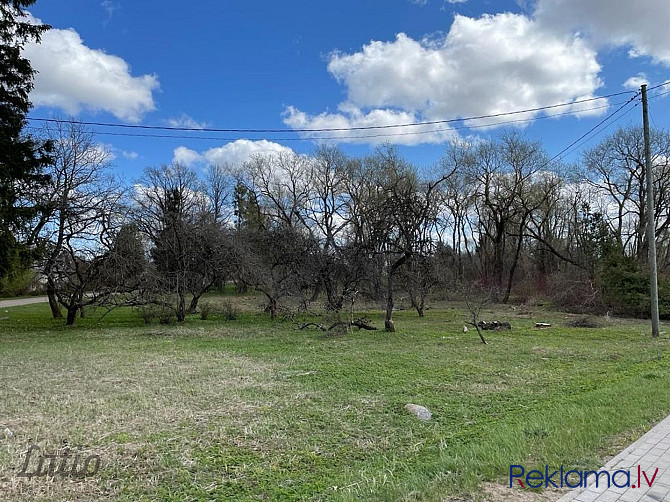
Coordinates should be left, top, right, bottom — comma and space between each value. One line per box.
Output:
641, 84, 660, 338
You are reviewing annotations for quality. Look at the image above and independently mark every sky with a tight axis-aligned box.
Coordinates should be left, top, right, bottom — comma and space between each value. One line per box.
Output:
23, 0, 670, 181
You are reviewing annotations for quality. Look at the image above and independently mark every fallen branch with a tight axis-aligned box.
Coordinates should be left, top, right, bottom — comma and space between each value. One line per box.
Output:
298, 322, 327, 331
298, 317, 378, 332
328, 320, 378, 331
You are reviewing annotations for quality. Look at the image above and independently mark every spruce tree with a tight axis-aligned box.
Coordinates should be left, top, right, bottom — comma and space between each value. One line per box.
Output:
0, 0, 51, 278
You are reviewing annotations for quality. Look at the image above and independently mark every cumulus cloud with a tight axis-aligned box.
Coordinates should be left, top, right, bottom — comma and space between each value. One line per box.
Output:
172, 140, 293, 168
173, 146, 203, 167
23, 17, 159, 122
167, 114, 208, 129
623, 73, 649, 90
283, 105, 457, 145
534, 0, 670, 65
285, 13, 603, 144
121, 150, 139, 160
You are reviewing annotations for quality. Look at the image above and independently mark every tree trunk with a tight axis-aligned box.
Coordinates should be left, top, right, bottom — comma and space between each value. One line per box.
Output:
187, 294, 200, 314
415, 303, 425, 317
502, 218, 527, 304
309, 280, 322, 303
409, 291, 424, 317
385, 270, 396, 332
176, 292, 186, 322
235, 280, 248, 293
385, 254, 410, 332
46, 280, 62, 319
268, 298, 277, 320
66, 307, 78, 326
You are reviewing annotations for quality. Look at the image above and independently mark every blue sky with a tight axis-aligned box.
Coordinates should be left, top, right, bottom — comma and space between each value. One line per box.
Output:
24, 0, 670, 179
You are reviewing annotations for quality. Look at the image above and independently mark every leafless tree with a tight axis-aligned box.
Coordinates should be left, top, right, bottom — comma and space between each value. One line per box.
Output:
348, 146, 452, 331
132, 163, 229, 321
583, 127, 670, 263
28, 120, 122, 320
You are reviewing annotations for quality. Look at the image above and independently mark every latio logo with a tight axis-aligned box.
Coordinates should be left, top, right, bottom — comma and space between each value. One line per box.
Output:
510, 465, 659, 489
17, 445, 102, 479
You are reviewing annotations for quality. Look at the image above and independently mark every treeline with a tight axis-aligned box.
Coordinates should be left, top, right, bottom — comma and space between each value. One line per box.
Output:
7, 121, 670, 327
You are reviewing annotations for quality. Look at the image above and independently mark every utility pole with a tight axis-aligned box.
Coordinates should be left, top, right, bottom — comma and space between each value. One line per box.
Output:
641, 84, 660, 338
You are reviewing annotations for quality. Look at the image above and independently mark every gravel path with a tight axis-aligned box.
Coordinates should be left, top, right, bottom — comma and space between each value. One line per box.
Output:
0, 296, 48, 308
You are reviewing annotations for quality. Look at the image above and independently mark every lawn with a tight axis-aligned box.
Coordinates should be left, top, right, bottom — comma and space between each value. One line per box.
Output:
0, 299, 669, 501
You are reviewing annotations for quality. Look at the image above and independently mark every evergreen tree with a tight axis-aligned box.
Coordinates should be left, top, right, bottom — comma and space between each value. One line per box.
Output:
0, 0, 51, 278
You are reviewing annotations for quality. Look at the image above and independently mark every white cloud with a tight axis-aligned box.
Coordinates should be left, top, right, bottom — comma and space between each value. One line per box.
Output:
101, 1, 119, 19
172, 140, 293, 168
444, 0, 467, 4
623, 73, 649, 91
283, 105, 457, 145
535, 0, 670, 65
23, 17, 159, 122
122, 150, 139, 160
167, 114, 208, 129
172, 146, 203, 167
285, 13, 603, 144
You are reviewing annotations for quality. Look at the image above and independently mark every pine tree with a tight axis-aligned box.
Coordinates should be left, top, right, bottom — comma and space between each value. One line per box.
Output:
0, 0, 51, 278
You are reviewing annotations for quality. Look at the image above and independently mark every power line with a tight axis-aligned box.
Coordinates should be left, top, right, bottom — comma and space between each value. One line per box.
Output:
543, 93, 640, 167
649, 88, 670, 100
26, 101, 623, 143
646, 80, 670, 92
26, 91, 636, 134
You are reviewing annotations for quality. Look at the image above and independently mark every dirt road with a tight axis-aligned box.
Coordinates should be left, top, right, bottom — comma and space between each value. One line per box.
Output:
0, 296, 49, 309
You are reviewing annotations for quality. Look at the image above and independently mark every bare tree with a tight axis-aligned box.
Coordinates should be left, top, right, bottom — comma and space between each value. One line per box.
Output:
234, 225, 318, 319
204, 163, 234, 224
28, 119, 120, 320
349, 146, 451, 331
467, 133, 548, 301
132, 163, 227, 321
583, 127, 670, 263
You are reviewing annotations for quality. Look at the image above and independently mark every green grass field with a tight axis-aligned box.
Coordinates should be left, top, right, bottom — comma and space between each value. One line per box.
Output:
1, 298, 669, 501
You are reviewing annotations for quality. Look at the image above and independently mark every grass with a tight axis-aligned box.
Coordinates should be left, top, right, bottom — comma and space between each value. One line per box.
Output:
0, 298, 669, 501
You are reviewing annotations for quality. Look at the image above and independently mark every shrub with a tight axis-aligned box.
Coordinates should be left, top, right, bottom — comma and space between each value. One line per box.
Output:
567, 316, 601, 328
200, 301, 212, 320
157, 307, 176, 325
137, 304, 176, 325
137, 305, 156, 324
0, 266, 40, 297
221, 300, 239, 320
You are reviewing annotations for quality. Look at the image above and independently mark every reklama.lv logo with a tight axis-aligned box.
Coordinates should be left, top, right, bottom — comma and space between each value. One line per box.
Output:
510, 465, 659, 489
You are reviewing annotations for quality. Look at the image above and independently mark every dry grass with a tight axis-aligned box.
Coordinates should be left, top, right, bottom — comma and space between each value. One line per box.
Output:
1, 299, 670, 501
0, 329, 282, 501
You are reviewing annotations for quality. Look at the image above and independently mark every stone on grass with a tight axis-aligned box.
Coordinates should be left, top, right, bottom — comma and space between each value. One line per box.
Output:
405, 403, 432, 421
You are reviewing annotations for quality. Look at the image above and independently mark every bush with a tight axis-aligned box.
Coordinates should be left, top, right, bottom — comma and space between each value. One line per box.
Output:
157, 307, 176, 325
137, 305, 156, 324
137, 304, 176, 325
221, 300, 239, 320
567, 316, 602, 328
200, 301, 212, 320
0, 266, 40, 297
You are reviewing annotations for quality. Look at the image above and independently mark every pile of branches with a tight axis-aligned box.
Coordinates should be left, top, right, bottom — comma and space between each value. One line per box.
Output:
298, 317, 377, 331
477, 320, 511, 331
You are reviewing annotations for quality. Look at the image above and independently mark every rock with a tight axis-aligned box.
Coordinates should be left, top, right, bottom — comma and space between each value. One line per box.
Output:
463, 325, 468, 333
405, 403, 432, 421
3, 427, 13, 438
